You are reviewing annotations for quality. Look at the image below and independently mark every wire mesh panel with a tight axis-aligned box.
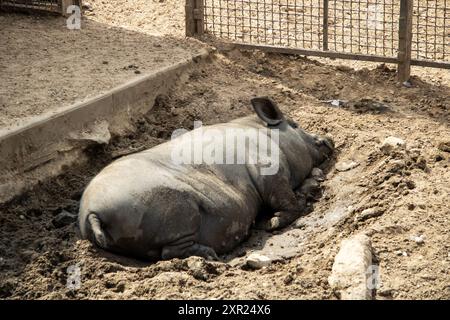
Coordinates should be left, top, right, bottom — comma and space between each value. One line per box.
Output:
412, 0, 450, 62
0, 0, 60, 12
204, 0, 401, 57
328, 0, 399, 57
204, 0, 324, 50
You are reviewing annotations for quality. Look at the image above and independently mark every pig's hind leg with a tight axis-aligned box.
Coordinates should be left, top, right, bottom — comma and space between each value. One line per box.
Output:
256, 176, 306, 231
158, 203, 218, 261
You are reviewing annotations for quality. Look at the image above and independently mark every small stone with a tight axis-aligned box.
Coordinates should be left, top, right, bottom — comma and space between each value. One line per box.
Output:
19, 215, 25, 220
335, 160, 359, 172
380, 137, 405, 155
82, 2, 93, 10
246, 253, 272, 269
420, 274, 437, 281
187, 257, 209, 281
294, 220, 306, 229
355, 207, 384, 221
402, 80, 413, 88
409, 235, 425, 245
52, 210, 77, 228
336, 65, 353, 72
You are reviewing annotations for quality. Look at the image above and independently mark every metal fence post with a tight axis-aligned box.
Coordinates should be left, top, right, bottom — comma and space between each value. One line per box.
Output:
397, 0, 413, 82
185, 0, 204, 37
323, 0, 329, 51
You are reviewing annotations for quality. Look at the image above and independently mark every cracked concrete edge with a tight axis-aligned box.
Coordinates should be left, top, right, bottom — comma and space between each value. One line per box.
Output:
0, 48, 213, 204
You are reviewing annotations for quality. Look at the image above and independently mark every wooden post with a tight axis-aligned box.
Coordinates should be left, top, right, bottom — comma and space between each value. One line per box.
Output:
60, 0, 82, 17
195, 0, 204, 36
185, 0, 196, 37
323, 0, 329, 51
185, 0, 204, 37
397, 0, 413, 82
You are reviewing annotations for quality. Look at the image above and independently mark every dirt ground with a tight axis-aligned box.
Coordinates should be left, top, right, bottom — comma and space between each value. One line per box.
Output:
0, 50, 449, 299
0, 6, 203, 131
0, 1, 449, 300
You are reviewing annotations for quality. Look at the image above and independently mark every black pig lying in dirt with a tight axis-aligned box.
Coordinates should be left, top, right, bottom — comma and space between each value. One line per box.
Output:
78, 97, 334, 260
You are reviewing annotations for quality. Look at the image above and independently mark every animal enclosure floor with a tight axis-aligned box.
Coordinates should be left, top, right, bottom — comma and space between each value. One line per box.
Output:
0, 50, 449, 300
0, 0, 449, 300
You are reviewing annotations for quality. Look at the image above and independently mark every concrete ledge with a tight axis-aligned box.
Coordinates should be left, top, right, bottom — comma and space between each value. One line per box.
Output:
0, 48, 211, 204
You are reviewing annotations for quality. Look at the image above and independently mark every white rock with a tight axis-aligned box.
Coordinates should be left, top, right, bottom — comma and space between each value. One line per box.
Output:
355, 207, 384, 221
409, 235, 425, 244
328, 234, 373, 300
380, 137, 405, 155
335, 160, 359, 172
246, 253, 272, 269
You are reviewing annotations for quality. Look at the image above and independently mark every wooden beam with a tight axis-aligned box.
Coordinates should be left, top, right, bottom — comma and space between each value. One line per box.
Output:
234, 43, 400, 64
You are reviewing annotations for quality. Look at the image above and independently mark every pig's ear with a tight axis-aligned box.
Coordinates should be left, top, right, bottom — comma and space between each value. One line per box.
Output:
251, 97, 284, 126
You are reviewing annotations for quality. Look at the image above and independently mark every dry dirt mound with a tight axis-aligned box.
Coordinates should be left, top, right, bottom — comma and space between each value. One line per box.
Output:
0, 51, 449, 299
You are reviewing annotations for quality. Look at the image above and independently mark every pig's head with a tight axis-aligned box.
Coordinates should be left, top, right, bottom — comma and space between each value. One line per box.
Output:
251, 96, 334, 166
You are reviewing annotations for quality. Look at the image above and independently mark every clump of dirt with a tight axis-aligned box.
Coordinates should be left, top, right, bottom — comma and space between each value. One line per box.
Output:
0, 51, 449, 300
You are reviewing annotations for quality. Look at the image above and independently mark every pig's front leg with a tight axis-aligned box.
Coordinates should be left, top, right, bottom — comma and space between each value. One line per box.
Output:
256, 176, 306, 231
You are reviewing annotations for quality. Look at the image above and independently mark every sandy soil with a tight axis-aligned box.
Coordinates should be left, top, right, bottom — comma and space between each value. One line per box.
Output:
0, 0, 449, 300
0, 8, 203, 130
0, 50, 449, 299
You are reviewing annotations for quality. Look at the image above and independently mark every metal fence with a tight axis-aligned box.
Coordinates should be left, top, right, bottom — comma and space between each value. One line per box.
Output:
0, 0, 81, 15
413, 0, 449, 62
186, 0, 450, 81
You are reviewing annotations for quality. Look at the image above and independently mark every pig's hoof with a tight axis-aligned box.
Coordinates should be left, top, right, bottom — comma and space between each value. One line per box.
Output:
198, 245, 219, 261
255, 217, 282, 231
189, 244, 219, 261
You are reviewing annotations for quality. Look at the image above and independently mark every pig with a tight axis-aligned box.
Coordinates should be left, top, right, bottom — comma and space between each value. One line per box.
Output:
78, 97, 334, 261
